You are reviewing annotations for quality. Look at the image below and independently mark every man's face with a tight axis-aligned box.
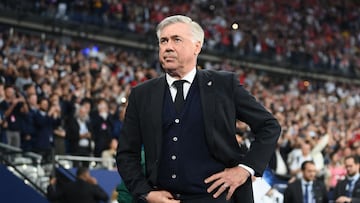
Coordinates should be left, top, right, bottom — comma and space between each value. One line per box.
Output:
5, 87, 15, 99
97, 101, 108, 113
39, 99, 49, 111
26, 85, 36, 95
27, 94, 38, 106
301, 143, 311, 156
158, 22, 201, 77
345, 158, 360, 177
302, 162, 317, 182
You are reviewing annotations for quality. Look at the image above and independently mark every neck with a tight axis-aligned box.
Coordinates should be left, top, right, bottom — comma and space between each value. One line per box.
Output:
166, 70, 185, 79
349, 173, 359, 178
165, 65, 196, 79
302, 179, 312, 183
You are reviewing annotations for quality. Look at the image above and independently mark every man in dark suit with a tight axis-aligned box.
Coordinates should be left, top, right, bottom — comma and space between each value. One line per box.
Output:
91, 99, 113, 157
65, 105, 93, 167
32, 97, 61, 162
334, 155, 360, 203
116, 15, 281, 203
284, 160, 328, 203
48, 167, 109, 203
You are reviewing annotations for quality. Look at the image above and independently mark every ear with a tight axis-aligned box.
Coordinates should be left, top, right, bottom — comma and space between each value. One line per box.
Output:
194, 41, 202, 55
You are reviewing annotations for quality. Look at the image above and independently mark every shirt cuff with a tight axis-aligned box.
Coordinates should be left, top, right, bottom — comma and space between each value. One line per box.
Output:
238, 164, 255, 176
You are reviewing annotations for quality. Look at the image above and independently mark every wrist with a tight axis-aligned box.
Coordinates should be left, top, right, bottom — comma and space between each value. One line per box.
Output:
238, 164, 255, 176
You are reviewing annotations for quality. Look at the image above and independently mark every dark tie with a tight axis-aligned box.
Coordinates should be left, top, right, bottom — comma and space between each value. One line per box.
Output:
347, 179, 354, 197
304, 183, 309, 203
173, 80, 186, 113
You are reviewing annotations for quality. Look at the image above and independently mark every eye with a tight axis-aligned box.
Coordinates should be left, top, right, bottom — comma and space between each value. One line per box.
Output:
174, 38, 182, 43
160, 38, 168, 45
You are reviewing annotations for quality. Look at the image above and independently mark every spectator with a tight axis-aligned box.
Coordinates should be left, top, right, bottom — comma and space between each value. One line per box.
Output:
47, 176, 61, 203
91, 99, 113, 157
49, 93, 66, 155
65, 105, 93, 164
110, 102, 125, 140
0, 85, 28, 148
325, 152, 347, 199
333, 155, 360, 203
48, 167, 109, 203
32, 97, 61, 162
15, 68, 33, 94
288, 141, 313, 178
268, 130, 292, 186
21, 93, 38, 151
63, 167, 109, 203
284, 160, 328, 203
307, 126, 329, 178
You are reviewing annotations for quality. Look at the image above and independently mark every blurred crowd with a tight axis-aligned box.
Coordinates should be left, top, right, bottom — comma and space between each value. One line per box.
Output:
0, 27, 157, 167
1, 0, 359, 76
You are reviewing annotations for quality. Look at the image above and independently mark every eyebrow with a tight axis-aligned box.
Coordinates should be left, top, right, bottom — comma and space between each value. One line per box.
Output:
160, 35, 182, 40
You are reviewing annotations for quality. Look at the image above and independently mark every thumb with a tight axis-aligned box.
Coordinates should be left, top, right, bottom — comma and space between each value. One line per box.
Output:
162, 191, 175, 199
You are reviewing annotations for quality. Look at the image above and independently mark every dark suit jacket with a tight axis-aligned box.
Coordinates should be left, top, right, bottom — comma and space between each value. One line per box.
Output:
61, 179, 109, 203
90, 113, 113, 157
284, 179, 328, 203
65, 116, 93, 155
116, 70, 281, 202
334, 178, 360, 203
33, 110, 60, 150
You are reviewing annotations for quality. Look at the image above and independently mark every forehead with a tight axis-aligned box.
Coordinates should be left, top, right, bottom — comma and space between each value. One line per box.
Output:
345, 158, 356, 165
160, 22, 191, 38
304, 163, 316, 170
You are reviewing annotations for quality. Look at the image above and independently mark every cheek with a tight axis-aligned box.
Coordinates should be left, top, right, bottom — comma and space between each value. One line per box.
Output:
158, 51, 164, 60
158, 48, 165, 56
181, 49, 194, 59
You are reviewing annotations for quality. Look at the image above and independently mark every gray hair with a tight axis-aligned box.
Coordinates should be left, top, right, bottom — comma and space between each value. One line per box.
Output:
156, 15, 204, 47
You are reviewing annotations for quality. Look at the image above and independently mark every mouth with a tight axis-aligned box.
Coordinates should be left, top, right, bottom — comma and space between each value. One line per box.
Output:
163, 56, 176, 62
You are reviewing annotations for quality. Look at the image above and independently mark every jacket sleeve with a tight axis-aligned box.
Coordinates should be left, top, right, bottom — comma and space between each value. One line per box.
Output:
93, 184, 109, 202
47, 184, 63, 202
283, 183, 294, 203
116, 88, 153, 198
233, 74, 281, 176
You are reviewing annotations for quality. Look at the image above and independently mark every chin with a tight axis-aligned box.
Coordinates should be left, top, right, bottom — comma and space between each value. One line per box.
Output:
162, 65, 177, 71
163, 68, 179, 76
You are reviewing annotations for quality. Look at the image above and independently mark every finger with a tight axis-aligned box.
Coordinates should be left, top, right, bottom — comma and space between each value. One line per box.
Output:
204, 171, 222, 184
212, 182, 229, 198
162, 191, 179, 203
226, 185, 236, 200
207, 178, 224, 193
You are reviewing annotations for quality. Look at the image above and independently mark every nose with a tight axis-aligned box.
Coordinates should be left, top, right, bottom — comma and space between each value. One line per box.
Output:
163, 41, 174, 52
165, 46, 174, 53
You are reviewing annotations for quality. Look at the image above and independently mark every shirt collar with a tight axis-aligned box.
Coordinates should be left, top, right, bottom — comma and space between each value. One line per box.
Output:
301, 179, 313, 186
166, 67, 196, 87
348, 173, 360, 182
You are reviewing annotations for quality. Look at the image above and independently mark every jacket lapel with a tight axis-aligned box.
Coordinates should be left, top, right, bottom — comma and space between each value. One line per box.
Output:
197, 70, 216, 146
149, 75, 166, 159
296, 180, 304, 202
